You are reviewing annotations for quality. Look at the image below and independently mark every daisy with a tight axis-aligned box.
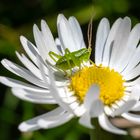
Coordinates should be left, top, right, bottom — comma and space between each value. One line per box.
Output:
0, 14, 140, 136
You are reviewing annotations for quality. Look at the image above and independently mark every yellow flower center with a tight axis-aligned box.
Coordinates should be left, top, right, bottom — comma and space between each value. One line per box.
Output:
69, 65, 125, 106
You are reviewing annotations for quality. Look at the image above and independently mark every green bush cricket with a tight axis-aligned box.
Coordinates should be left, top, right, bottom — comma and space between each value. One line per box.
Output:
48, 18, 93, 74
49, 47, 92, 70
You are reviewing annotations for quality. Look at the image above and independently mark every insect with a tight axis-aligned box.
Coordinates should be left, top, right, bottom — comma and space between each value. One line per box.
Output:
49, 18, 93, 72
49, 47, 92, 71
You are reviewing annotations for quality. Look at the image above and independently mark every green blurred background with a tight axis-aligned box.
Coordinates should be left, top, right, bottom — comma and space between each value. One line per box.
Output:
0, 0, 140, 140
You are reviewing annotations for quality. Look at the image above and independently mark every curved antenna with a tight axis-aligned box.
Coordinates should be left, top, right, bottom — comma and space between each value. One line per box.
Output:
87, 0, 96, 50
87, 17, 93, 50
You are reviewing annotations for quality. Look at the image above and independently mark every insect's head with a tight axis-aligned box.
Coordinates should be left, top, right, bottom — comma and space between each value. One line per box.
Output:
78, 48, 91, 63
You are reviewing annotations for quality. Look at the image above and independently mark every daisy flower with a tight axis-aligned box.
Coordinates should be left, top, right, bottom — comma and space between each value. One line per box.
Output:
0, 14, 140, 135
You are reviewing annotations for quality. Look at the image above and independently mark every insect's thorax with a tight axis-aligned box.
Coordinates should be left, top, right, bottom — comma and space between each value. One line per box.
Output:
76, 48, 91, 62
55, 48, 91, 70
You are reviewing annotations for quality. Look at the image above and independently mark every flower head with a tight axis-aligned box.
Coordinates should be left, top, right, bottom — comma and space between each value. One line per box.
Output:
0, 14, 140, 135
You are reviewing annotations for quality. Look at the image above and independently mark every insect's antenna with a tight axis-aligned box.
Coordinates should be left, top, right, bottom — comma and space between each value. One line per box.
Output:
87, 16, 93, 50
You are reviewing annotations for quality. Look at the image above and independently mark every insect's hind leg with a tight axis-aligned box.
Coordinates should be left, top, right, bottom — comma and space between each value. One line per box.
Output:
49, 51, 61, 62
64, 48, 73, 75
65, 49, 81, 71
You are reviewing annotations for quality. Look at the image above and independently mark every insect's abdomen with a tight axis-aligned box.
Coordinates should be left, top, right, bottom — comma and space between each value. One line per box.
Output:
56, 58, 76, 70
55, 48, 91, 70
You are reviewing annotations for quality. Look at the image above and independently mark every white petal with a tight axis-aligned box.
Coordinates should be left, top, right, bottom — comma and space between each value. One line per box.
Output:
12, 88, 50, 97
69, 102, 79, 110
130, 85, 140, 100
62, 96, 77, 103
20, 34, 61, 75
68, 16, 86, 49
116, 23, 140, 72
122, 64, 140, 80
131, 101, 140, 111
55, 38, 64, 54
41, 20, 59, 53
102, 18, 123, 66
1, 59, 48, 88
19, 121, 38, 132
109, 17, 131, 70
57, 14, 77, 51
38, 112, 73, 129
37, 53, 65, 84
11, 88, 56, 104
90, 100, 104, 117
84, 84, 100, 109
36, 50, 60, 75
33, 24, 51, 63
104, 106, 113, 116
37, 55, 50, 85
41, 62, 74, 114
79, 85, 103, 128
121, 44, 140, 74
20, 36, 49, 75
122, 112, 140, 123
20, 36, 39, 66
56, 88, 74, 98
18, 88, 50, 95
112, 100, 136, 117
84, 84, 103, 116
73, 104, 86, 116
95, 18, 110, 66
18, 107, 64, 132
98, 113, 127, 135
124, 78, 140, 86
79, 112, 93, 129
49, 78, 74, 114
0, 76, 47, 92
16, 52, 42, 79
20, 36, 51, 76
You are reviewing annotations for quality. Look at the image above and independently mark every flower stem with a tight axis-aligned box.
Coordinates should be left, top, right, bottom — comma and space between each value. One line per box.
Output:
90, 118, 113, 140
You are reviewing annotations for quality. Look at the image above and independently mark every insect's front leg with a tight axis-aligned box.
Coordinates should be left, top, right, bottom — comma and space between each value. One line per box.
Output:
65, 48, 71, 53
49, 51, 62, 62
89, 60, 95, 65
